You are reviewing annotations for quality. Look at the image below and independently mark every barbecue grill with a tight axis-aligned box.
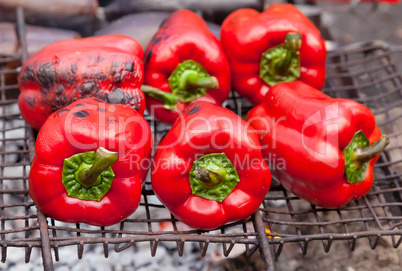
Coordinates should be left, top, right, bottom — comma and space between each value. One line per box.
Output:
1, 5, 402, 271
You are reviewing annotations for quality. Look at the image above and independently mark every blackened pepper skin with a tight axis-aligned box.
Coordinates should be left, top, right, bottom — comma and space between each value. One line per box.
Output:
18, 35, 146, 130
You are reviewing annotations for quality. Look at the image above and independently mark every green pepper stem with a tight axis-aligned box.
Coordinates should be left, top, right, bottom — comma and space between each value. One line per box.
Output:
182, 72, 219, 90
77, 147, 118, 187
141, 85, 178, 110
193, 166, 224, 188
275, 32, 302, 74
353, 135, 390, 165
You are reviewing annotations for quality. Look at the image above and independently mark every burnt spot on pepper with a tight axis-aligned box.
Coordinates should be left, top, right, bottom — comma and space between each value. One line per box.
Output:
124, 62, 134, 72
92, 98, 105, 103
107, 88, 124, 104
88, 54, 104, 67
73, 110, 90, 118
96, 73, 107, 81
146, 50, 153, 63
59, 71, 68, 80
187, 105, 202, 115
56, 85, 65, 95
70, 63, 78, 75
81, 82, 96, 95
36, 62, 59, 87
98, 107, 106, 112
25, 96, 36, 107
22, 65, 35, 81
111, 62, 122, 82
75, 104, 85, 107
153, 36, 163, 45
55, 95, 70, 110
56, 108, 70, 116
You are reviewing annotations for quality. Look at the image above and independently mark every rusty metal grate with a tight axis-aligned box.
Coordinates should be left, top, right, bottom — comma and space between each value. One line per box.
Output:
1, 8, 402, 271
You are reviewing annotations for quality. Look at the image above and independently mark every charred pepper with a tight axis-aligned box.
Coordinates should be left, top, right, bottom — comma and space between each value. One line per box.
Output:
18, 34, 146, 130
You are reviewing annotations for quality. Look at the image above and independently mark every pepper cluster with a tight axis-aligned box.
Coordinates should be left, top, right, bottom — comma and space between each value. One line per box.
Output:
19, 5, 388, 229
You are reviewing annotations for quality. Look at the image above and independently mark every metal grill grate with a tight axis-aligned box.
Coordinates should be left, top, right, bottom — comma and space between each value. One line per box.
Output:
0, 37, 39, 263
1, 9, 402, 271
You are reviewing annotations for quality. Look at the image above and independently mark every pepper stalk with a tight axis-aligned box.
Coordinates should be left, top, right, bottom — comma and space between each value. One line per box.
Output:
189, 153, 239, 202
260, 32, 302, 87
141, 85, 178, 110
62, 147, 118, 201
343, 131, 389, 184
168, 60, 219, 103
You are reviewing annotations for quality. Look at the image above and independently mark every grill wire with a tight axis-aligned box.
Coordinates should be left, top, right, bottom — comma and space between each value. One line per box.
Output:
1, 8, 402, 271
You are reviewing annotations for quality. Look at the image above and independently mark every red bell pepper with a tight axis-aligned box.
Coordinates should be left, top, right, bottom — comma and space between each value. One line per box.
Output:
247, 82, 389, 209
18, 34, 146, 130
151, 101, 271, 229
29, 97, 153, 226
221, 4, 326, 105
143, 9, 231, 124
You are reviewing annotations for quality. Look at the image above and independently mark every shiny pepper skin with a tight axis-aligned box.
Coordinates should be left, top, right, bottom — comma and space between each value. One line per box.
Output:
247, 82, 388, 209
221, 4, 326, 104
29, 98, 153, 226
144, 9, 231, 124
152, 101, 271, 229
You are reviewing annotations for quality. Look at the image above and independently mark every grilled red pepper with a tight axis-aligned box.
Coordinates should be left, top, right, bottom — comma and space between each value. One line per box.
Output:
143, 9, 231, 124
247, 82, 389, 209
151, 101, 271, 229
29, 97, 152, 226
18, 34, 146, 130
221, 4, 326, 105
